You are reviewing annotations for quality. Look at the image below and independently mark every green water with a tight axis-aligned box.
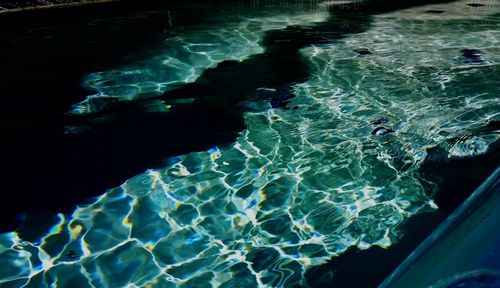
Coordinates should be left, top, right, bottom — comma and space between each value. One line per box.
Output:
1, 1, 499, 287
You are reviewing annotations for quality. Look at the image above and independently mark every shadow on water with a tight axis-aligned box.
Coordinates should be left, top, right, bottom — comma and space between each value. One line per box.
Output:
0, 1, 375, 233
3, 0, 497, 287
0, 0, 467, 249
0, 2, 247, 232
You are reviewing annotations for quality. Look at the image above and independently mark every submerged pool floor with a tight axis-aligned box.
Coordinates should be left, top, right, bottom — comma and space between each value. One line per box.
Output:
0, 0, 499, 287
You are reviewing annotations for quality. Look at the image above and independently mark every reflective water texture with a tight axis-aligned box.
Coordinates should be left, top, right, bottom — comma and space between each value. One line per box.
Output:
1, 1, 499, 287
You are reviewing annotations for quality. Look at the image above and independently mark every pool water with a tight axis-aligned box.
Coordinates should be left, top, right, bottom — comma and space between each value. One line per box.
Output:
0, 1, 499, 287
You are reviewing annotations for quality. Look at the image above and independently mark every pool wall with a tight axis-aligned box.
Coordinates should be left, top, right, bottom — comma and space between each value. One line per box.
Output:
381, 167, 500, 287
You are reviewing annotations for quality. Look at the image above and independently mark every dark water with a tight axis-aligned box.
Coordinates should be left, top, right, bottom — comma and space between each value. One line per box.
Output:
0, 0, 437, 231
0, 1, 498, 287
1, 2, 249, 231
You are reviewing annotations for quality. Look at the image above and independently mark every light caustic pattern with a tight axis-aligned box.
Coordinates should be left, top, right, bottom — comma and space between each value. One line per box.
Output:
1, 2, 499, 288
70, 7, 329, 115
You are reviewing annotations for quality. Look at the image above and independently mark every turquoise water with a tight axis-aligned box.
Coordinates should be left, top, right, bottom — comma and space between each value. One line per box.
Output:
1, 1, 499, 287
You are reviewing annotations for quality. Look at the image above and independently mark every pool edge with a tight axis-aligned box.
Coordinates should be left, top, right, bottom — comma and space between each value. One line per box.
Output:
380, 166, 500, 287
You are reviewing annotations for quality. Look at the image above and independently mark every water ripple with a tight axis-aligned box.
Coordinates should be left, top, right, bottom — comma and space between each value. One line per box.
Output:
1, 2, 499, 287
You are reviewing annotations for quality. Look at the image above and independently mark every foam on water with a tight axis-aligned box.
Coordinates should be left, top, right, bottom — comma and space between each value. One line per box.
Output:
1, 2, 499, 288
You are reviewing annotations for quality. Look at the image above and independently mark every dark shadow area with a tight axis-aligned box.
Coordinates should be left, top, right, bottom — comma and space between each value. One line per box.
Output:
0, 0, 460, 244
419, 137, 500, 213
3, 0, 496, 287
0, 1, 382, 233
0, 2, 248, 232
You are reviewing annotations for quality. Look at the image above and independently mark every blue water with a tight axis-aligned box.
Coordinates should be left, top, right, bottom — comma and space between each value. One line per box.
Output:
0, 1, 499, 287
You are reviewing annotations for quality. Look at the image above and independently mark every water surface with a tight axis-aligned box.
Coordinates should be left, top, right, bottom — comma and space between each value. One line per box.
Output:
0, 1, 499, 287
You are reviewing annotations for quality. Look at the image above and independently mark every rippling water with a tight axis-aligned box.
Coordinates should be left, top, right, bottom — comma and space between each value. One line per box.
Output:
71, 6, 329, 115
1, 1, 499, 287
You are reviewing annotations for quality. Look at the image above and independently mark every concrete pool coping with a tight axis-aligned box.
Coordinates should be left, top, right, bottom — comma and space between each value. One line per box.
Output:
0, 0, 121, 14
380, 166, 500, 287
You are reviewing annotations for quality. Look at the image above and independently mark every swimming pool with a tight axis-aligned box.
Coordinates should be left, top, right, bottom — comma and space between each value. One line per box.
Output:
0, 0, 498, 287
